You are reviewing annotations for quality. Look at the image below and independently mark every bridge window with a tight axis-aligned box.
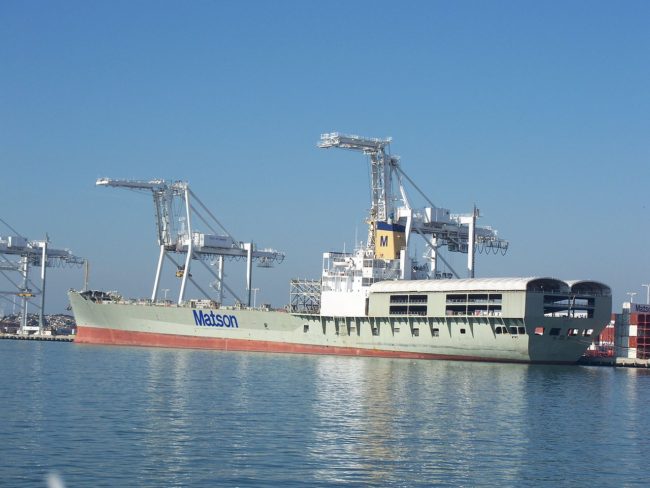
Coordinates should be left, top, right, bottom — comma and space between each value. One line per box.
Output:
549, 328, 561, 336
445, 293, 502, 316
408, 305, 427, 316
446, 294, 467, 303
389, 295, 428, 316
534, 327, 545, 335
543, 295, 596, 318
409, 295, 428, 304
389, 305, 408, 315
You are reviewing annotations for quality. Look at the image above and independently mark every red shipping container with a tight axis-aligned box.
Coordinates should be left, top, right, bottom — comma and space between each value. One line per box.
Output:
598, 325, 615, 343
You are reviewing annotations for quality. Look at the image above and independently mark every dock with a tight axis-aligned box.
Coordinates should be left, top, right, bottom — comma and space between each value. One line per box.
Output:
0, 333, 74, 343
579, 356, 650, 368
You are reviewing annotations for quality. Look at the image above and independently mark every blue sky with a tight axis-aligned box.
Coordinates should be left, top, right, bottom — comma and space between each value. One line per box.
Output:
1, 0, 649, 314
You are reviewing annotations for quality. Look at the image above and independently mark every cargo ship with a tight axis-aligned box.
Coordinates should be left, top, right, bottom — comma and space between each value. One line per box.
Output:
70, 133, 612, 363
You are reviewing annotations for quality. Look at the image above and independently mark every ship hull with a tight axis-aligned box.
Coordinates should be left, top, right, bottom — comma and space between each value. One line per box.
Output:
76, 326, 534, 362
70, 292, 599, 364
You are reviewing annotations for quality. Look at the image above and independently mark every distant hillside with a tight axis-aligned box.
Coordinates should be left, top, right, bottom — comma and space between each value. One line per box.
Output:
0, 314, 76, 335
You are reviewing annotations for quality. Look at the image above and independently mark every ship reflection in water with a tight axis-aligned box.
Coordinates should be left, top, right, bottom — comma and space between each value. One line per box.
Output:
309, 356, 530, 486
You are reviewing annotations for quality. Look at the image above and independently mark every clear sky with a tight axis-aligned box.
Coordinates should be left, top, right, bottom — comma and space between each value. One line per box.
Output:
1, 0, 649, 314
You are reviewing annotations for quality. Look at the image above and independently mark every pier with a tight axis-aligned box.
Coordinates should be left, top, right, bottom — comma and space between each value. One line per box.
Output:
0, 333, 73, 343
579, 356, 650, 368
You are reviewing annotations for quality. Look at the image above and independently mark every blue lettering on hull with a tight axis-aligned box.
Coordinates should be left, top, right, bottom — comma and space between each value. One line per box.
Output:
192, 310, 239, 328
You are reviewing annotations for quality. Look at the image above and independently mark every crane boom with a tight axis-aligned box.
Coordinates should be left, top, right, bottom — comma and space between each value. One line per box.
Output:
96, 178, 170, 191
96, 178, 284, 306
318, 132, 508, 279
319, 133, 399, 243
0, 232, 84, 334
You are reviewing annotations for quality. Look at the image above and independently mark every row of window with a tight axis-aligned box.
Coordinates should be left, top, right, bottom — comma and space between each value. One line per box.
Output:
390, 294, 428, 304
303, 323, 528, 337
495, 326, 527, 335
543, 296, 594, 307
303, 323, 595, 338
534, 326, 594, 337
445, 306, 503, 317
389, 305, 427, 316
446, 293, 503, 304
542, 294, 596, 318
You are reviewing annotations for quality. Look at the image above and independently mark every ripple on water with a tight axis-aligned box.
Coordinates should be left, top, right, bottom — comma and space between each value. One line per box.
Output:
0, 343, 648, 487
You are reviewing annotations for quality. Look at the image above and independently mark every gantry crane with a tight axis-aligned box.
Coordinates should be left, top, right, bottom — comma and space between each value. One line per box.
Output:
0, 224, 84, 334
96, 178, 284, 306
318, 132, 508, 278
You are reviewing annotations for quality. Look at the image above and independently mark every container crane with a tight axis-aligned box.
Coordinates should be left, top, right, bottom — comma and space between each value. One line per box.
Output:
96, 178, 285, 306
0, 231, 84, 334
318, 132, 508, 278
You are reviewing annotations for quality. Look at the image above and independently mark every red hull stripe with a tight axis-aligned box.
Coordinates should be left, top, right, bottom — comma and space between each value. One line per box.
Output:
75, 325, 538, 363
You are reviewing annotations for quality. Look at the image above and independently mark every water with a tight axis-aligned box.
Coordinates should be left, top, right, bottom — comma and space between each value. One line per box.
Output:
0, 341, 647, 487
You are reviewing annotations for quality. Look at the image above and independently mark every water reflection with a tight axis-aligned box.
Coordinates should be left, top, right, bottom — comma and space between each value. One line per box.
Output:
143, 349, 192, 485
309, 357, 531, 486
310, 356, 372, 484
2, 343, 650, 487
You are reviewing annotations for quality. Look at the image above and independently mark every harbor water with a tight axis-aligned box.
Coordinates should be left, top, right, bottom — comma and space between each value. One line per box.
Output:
1, 341, 648, 487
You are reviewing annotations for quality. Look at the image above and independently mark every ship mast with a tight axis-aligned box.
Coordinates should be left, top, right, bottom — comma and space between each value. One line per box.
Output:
96, 178, 284, 306
318, 132, 508, 279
